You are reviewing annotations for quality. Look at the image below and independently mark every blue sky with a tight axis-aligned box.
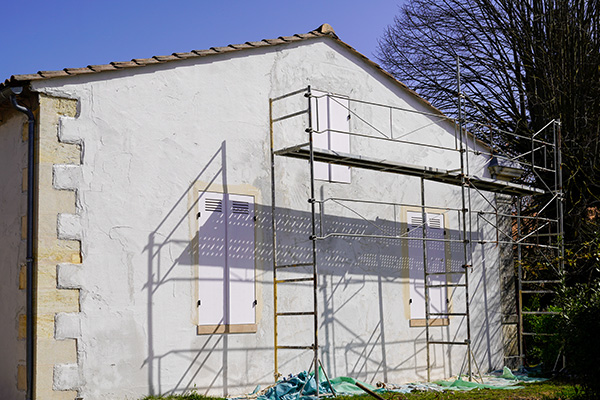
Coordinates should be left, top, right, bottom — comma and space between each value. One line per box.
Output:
0, 1, 402, 81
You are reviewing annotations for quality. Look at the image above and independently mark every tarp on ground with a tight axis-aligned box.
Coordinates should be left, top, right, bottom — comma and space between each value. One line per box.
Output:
231, 366, 547, 400
250, 371, 382, 400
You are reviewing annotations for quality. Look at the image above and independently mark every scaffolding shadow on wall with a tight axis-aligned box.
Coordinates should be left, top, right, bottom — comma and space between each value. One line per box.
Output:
269, 86, 563, 390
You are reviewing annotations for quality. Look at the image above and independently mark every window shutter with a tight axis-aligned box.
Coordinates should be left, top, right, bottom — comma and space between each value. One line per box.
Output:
425, 214, 446, 314
227, 194, 256, 325
198, 193, 227, 325
197, 192, 256, 327
328, 95, 351, 183
311, 93, 330, 181
310, 91, 351, 183
407, 211, 447, 319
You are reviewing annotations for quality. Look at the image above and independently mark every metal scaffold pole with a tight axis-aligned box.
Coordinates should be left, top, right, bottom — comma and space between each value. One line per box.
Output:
270, 86, 337, 397
457, 56, 473, 380
270, 97, 279, 380
306, 85, 321, 394
554, 121, 564, 273
517, 197, 524, 367
421, 177, 432, 382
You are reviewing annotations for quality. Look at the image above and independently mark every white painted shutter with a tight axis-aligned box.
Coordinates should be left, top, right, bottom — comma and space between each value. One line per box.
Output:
311, 91, 351, 183
408, 211, 447, 319
327, 95, 351, 183
311, 92, 330, 181
198, 192, 227, 325
197, 192, 256, 326
227, 194, 256, 325
426, 214, 447, 315
408, 211, 426, 319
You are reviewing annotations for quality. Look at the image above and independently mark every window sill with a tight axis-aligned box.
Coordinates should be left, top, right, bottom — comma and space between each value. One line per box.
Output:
197, 323, 257, 335
409, 318, 449, 327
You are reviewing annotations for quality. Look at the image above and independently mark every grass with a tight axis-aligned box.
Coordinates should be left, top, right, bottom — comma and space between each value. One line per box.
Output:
346, 381, 585, 400
141, 394, 224, 400
141, 380, 591, 400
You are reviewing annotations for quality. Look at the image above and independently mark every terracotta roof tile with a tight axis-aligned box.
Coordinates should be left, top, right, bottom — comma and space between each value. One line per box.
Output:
63, 67, 95, 74
152, 55, 179, 62
229, 43, 252, 50
294, 33, 315, 39
281, 35, 303, 42
172, 52, 197, 59
226, 44, 244, 50
10, 74, 43, 82
132, 58, 161, 65
245, 40, 271, 48
212, 46, 235, 53
191, 49, 214, 56
262, 38, 286, 45
38, 70, 70, 78
111, 61, 139, 68
87, 64, 117, 72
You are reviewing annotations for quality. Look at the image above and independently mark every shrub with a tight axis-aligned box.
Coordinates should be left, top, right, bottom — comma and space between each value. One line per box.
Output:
560, 282, 600, 396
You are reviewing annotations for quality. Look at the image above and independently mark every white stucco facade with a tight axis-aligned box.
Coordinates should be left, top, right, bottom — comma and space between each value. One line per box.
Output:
1, 32, 509, 399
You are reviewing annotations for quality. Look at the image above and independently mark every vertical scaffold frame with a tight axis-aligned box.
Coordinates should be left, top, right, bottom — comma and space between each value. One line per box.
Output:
269, 85, 563, 387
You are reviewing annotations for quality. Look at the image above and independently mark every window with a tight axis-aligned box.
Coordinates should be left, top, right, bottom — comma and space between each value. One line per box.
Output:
310, 90, 351, 183
407, 211, 448, 326
197, 192, 256, 333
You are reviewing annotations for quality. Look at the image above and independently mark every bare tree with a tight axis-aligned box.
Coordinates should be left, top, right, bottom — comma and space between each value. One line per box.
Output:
377, 0, 600, 251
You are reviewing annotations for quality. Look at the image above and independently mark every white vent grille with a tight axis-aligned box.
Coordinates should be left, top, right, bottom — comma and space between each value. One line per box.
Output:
205, 199, 223, 212
232, 201, 249, 214
428, 216, 442, 229
410, 215, 424, 227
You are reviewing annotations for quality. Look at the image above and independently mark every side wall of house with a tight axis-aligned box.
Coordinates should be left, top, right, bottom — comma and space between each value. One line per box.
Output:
0, 108, 28, 400
31, 38, 504, 399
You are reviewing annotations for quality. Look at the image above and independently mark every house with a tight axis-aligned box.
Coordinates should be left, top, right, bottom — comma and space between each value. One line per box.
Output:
1, 24, 539, 400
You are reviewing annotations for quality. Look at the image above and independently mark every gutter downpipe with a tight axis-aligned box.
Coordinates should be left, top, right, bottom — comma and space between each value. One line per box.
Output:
4, 87, 35, 400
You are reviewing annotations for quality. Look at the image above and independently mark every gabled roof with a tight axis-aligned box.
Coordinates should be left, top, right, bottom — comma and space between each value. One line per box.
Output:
0, 24, 440, 116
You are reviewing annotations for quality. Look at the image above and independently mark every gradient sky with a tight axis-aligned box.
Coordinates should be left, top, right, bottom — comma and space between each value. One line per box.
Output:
0, 0, 402, 82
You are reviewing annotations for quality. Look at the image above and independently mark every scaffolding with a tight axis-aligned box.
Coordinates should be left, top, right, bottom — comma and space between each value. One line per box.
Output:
269, 85, 563, 391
